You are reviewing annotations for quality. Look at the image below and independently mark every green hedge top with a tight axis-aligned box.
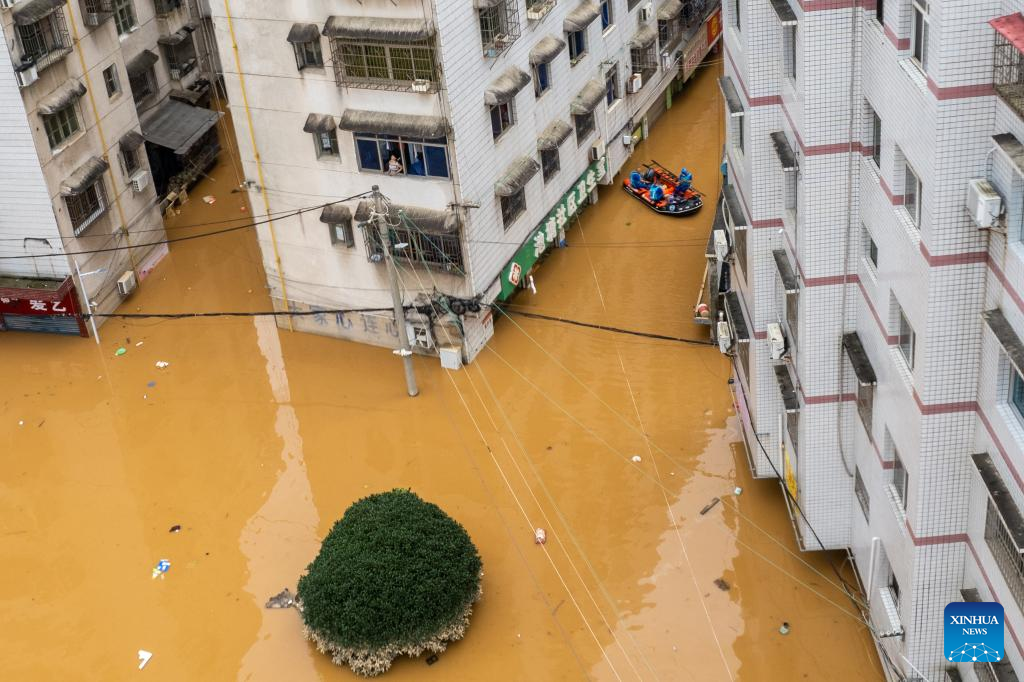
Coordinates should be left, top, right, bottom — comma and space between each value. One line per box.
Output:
297, 489, 482, 650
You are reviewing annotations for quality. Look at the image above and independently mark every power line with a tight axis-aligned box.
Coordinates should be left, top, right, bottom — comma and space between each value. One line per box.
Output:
499, 307, 715, 346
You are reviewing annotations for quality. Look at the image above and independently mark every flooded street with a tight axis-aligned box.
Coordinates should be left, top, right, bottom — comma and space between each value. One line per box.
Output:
0, 63, 883, 681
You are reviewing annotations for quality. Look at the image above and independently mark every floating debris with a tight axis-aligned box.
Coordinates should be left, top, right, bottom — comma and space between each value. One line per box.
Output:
534, 528, 547, 545
779, 622, 791, 635
425, 654, 439, 666
135, 341, 144, 347
138, 649, 153, 670
155, 361, 169, 369
265, 588, 296, 609
151, 559, 171, 579
733, 486, 743, 496
631, 455, 642, 463
115, 347, 127, 356
147, 381, 156, 388
699, 497, 721, 515
168, 525, 181, 533
713, 578, 730, 591
18, 420, 24, 427
202, 195, 216, 205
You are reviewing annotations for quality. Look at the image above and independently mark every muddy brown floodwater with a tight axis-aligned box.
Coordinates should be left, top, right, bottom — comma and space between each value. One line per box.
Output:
0, 62, 884, 681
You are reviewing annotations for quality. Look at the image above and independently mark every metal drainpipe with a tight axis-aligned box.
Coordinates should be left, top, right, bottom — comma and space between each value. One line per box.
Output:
220, 0, 293, 329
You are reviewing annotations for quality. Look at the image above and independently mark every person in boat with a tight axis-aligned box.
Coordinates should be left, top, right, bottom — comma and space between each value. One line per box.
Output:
649, 184, 665, 202
629, 170, 650, 190
675, 168, 693, 195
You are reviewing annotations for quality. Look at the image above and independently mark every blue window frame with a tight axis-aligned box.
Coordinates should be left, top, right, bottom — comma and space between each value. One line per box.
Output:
534, 62, 550, 96
600, 0, 612, 30
354, 132, 450, 179
568, 29, 586, 63
1012, 368, 1024, 421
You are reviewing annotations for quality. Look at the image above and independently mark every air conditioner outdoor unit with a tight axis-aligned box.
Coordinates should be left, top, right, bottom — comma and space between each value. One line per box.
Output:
117, 270, 138, 296
639, 2, 652, 21
439, 345, 463, 370
526, 0, 553, 21
716, 319, 731, 354
621, 133, 633, 146
589, 138, 605, 161
407, 322, 434, 350
169, 68, 182, 81
767, 322, 786, 360
15, 63, 38, 88
130, 169, 151, 193
966, 178, 1002, 228
411, 78, 431, 92
713, 229, 729, 263
626, 73, 642, 94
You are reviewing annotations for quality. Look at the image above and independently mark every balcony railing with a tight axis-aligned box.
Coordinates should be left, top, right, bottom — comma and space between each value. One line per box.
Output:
992, 15, 1024, 119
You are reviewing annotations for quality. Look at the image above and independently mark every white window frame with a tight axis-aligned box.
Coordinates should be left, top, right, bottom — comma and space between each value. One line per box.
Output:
904, 161, 922, 227
911, 0, 929, 73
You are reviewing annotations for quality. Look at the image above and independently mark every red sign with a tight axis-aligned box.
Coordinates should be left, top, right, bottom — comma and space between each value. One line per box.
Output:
508, 262, 523, 287
0, 276, 87, 336
707, 8, 722, 45
0, 295, 74, 316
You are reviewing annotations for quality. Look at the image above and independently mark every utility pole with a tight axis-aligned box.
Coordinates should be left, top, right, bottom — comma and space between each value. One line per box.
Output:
373, 185, 419, 397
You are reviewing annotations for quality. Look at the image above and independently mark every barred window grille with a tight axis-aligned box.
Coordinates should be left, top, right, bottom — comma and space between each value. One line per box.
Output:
164, 38, 197, 75
66, 182, 107, 235
479, 0, 521, 56
985, 498, 1024, 611
630, 43, 657, 88
854, 468, 870, 521
994, 30, 1024, 119
540, 148, 559, 183
362, 222, 464, 271
82, 0, 113, 14
112, 0, 136, 35
501, 190, 526, 229
18, 11, 71, 71
658, 19, 680, 52
332, 39, 438, 90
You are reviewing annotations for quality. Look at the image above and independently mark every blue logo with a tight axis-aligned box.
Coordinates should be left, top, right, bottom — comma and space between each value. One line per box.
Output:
945, 601, 1004, 663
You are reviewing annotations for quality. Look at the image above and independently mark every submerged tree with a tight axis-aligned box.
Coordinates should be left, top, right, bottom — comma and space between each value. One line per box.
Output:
297, 489, 483, 677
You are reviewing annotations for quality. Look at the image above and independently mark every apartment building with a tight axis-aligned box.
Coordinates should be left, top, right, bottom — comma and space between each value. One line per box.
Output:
211, 0, 721, 361
716, 0, 1024, 679
0, 0, 220, 334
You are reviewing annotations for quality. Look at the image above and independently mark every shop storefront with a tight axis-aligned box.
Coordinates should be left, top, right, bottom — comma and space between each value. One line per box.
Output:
0, 276, 87, 336
682, 7, 722, 82
497, 155, 607, 301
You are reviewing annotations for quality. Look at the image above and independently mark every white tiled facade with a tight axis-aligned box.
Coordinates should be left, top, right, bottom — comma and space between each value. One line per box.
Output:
0, 0, 216, 318
721, 0, 1024, 679
212, 0, 721, 360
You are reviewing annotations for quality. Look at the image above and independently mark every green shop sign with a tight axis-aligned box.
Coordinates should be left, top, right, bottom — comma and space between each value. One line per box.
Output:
498, 155, 607, 301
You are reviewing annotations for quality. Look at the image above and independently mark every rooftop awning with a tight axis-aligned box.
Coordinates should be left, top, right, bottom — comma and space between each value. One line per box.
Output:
842, 332, 877, 386
529, 35, 566, 65
169, 88, 204, 106
37, 80, 86, 116
723, 184, 748, 229
119, 129, 145, 152
973, 452, 1024, 549
537, 119, 573, 150
993, 133, 1024, 176
770, 0, 798, 26
12, 0, 65, 26
126, 49, 159, 78
983, 308, 1024, 379
717, 76, 744, 117
141, 99, 222, 155
323, 16, 433, 42
772, 249, 799, 293
990, 13, 1024, 53
563, 1, 600, 32
319, 203, 352, 224
570, 79, 605, 115
286, 23, 320, 44
770, 131, 798, 171
484, 66, 531, 106
774, 365, 799, 413
303, 113, 336, 134
354, 201, 460, 233
157, 28, 193, 46
60, 156, 108, 196
338, 109, 448, 138
658, 0, 683, 20
723, 291, 750, 343
630, 24, 658, 50
494, 156, 540, 197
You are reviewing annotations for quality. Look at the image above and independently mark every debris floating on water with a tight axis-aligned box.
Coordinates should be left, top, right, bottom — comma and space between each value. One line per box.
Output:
534, 528, 547, 545
155, 361, 169, 369
147, 381, 156, 388
135, 341, 144, 347
151, 559, 171, 579
734, 486, 743, 496
265, 588, 296, 609
631, 455, 642, 463
138, 649, 153, 670
425, 654, 439, 666
713, 578, 730, 591
699, 497, 721, 515
202, 195, 216, 204
779, 622, 791, 635
115, 347, 127, 356
168, 525, 181, 533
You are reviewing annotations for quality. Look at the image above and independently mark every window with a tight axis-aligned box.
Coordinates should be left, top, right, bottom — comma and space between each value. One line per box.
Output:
501, 189, 526, 229
479, 0, 520, 56
786, 289, 799, 348
490, 102, 515, 140
854, 468, 870, 521
891, 449, 908, 510
17, 12, 70, 71
574, 112, 595, 145
1011, 367, 1024, 422
869, 107, 881, 167
857, 380, 874, 437
329, 221, 355, 248
784, 170, 798, 220
332, 39, 438, 89
897, 304, 915, 369
783, 27, 797, 81
567, 29, 587, 63
904, 162, 922, 227
121, 146, 140, 176
112, 0, 136, 36
630, 42, 658, 88
984, 497, 1024, 611
540, 147, 559, 183
733, 227, 747, 280
313, 130, 339, 158
864, 227, 879, 268
366, 223, 464, 270
731, 0, 741, 30
163, 37, 197, 77
103, 65, 120, 97
65, 182, 106, 235
888, 571, 901, 608
734, 117, 745, 154
911, 0, 928, 72
876, 0, 884, 24
534, 62, 551, 97
600, 0, 613, 30
42, 106, 81, 149
129, 68, 155, 104
354, 132, 450, 178
294, 40, 323, 70
605, 64, 620, 106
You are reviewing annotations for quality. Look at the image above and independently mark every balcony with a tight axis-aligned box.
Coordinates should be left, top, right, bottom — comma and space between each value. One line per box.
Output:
477, 0, 521, 58
80, 0, 112, 26
325, 16, 439, 92
13, 1, 73, 74
991, 13, 1024, 119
